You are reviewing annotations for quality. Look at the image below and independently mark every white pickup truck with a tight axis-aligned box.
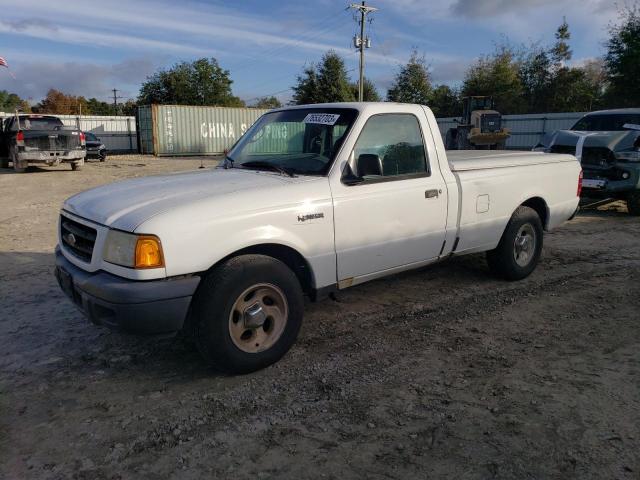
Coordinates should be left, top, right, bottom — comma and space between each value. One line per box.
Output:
55, 103, 581, 373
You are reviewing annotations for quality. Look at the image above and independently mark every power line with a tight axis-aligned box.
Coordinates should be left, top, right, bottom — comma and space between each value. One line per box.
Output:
234, 12, 357, 103
225, 7, 353, 75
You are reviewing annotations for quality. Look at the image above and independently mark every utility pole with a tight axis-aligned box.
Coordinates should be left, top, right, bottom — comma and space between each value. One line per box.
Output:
350, 1, 377, 102
112, 88, 123, 115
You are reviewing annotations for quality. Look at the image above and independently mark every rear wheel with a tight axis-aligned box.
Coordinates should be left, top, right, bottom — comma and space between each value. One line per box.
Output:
445, 129, 457, 150
12, 152, 26, 173
192, 254, 304, 374
627, 192, 640, 216
487, 206, 543, 280
71, 159, 84, 171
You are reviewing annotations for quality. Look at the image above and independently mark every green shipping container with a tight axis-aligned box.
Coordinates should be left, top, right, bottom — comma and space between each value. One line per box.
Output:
137, 104, 270, 156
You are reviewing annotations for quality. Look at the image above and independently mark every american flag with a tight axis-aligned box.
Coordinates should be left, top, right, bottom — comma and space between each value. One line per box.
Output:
0, 57, 16, 78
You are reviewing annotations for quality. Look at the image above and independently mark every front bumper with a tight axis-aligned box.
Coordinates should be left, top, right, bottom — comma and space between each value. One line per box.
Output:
86, 147, 106, 158
581, 165, 640, 198
55, 247, 200, 334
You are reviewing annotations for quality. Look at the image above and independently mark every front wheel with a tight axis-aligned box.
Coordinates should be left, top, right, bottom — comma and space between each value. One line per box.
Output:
487, 206, 543, 280
627, 192, 640, 216
192, 254, 304, 374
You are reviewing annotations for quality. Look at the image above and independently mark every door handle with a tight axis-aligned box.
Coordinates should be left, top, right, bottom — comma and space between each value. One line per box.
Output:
425, 189, 441, 199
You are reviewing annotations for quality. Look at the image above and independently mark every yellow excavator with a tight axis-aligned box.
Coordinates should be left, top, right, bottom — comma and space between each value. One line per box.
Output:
445, 96, 510, 150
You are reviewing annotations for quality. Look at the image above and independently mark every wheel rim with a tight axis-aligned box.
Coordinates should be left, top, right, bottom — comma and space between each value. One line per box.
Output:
228, 283, 288, 354
513, 223, 536, 267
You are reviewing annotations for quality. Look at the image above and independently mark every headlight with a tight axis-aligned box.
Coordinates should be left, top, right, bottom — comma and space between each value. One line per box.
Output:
103, 230, 164, 268
615, 151, 640, 162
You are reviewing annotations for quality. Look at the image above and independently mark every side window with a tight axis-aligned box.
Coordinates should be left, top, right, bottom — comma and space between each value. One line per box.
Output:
352, 114, 428, 179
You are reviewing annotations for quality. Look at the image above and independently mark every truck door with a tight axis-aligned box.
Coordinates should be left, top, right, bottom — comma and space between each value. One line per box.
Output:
331, 112, 448, 282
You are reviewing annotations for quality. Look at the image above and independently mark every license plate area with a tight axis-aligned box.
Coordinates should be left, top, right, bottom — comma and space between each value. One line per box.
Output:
582, 178, 606, 189
56, 266, 75, 299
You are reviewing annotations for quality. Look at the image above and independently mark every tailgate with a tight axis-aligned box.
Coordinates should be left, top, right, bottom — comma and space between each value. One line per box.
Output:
24, 130, 81, 151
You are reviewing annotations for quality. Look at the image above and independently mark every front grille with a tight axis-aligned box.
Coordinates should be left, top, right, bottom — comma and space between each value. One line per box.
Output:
481, 114, 501, 133
60, 216, 97, 263
581, 147, 615, 167
25, 134, 79, 151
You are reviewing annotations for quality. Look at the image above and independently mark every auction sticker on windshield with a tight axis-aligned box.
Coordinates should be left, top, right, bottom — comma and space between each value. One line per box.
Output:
303, 113, 340, 125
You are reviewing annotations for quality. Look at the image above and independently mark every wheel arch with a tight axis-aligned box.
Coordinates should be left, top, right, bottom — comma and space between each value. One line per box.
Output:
205, 243, 315, 297
520, 196, 549, 230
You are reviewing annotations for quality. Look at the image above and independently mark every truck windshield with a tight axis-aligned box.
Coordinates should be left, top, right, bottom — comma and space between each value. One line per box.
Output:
227, 108, 358, 175
571, 113, 640, 131
13, 116, 64, 131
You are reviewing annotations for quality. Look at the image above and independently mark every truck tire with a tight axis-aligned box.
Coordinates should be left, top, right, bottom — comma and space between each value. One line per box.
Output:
11, 152, 26, 173
445, 129, 457, 150
192, 254, 304, 374
486, 206, 543, 281
71, 159, 84, 171
457, 128, 471, 150
627, 192, 640, 216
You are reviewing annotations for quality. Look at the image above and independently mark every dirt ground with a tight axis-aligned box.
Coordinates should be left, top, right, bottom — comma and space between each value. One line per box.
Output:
0, 155, 638, 479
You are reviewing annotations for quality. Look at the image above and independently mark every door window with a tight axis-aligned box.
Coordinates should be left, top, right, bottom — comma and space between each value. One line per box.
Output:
352, 114, 428, 179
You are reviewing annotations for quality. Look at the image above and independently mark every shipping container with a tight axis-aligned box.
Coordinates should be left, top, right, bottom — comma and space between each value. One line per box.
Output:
137, 104, 270, 156
436, 112, 585, 150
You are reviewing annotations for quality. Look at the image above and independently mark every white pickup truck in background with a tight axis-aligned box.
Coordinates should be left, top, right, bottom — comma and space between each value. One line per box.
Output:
55, 103, 581, 373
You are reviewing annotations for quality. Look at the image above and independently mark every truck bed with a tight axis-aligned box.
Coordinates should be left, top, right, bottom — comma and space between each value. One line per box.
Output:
447, 150, 580, 256
447, 150, 577, 172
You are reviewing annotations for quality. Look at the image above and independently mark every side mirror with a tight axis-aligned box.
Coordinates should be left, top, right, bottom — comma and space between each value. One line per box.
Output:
341, 163, 364, 186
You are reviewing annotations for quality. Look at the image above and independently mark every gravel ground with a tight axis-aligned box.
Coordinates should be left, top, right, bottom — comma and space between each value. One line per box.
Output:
0, 155, 639, 479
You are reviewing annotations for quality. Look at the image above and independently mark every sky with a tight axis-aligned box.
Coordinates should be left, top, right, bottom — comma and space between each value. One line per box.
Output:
0, 0, 626, 106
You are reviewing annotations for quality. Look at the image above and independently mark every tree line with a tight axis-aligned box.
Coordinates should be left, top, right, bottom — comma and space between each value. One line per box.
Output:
3, 7, 638, 116
291, 9, 639, 115
0, 88, 138, 116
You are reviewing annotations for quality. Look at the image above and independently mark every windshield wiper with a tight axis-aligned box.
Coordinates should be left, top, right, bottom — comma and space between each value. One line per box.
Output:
239, 161, 296, 177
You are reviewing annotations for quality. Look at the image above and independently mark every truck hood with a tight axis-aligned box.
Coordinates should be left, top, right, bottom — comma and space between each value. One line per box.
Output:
543, 129, 639, 152
63, 168, 303, 231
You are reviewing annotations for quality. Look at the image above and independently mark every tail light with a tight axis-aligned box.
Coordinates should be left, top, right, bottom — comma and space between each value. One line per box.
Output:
577, 170, 583, 197
16, 130, 24, 146
79, 131, 86, 146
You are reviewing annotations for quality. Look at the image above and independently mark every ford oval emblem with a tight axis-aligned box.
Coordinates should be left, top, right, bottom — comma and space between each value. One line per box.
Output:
66, 233, 77, 246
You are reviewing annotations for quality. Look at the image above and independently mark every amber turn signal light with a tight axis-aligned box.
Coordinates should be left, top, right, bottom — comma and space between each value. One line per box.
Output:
134, 235, 164, 269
